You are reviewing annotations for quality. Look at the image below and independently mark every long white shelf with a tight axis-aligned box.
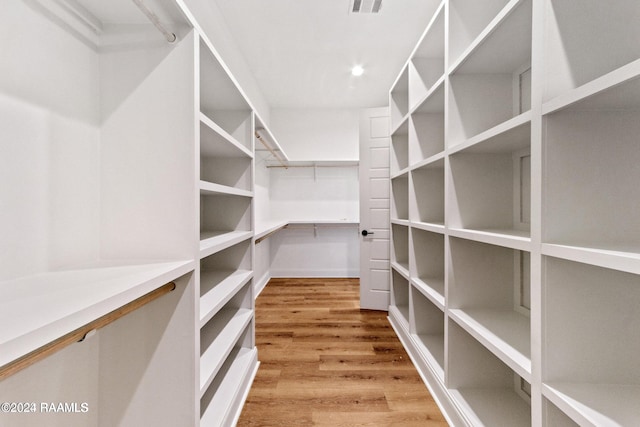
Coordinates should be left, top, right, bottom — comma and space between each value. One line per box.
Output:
391, 261, 410, 280
200, 308, 253, 396
448, 227, 531, 252
411, 221, 445, 234
411, 75, 445, 114
450, 387, 531, 427
542, 243, 640, 276
542, 383, 640, 427
200, 180, 253, 198
200, 347, 258, 426
200, 230, 253, 258
449, 308, 531, 381
200, 112, 252, 158
0, 260, 195, 368
448, 111, 531, 156
200, 270, 253, 327
542, 58, 640, 115
411, 152, 446, 171
412, 277, 445, 311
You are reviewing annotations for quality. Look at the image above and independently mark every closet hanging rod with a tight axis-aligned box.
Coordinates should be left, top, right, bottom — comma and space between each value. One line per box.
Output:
255, 131, 288, 167
0, 281, 176, 381
131, 0, 177, 43
266, 164, 358, 169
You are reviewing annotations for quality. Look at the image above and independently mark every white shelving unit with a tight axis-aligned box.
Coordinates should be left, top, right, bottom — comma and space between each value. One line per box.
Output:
1, 1, 259, 425
196, 32, 258, 427
388, 0, 640, 425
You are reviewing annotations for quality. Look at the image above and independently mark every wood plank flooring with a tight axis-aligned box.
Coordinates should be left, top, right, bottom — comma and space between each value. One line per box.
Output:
237, 278, 448, 426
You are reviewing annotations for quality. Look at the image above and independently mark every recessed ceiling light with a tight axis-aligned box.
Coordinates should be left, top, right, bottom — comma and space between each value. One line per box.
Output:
351, 65, 364, 76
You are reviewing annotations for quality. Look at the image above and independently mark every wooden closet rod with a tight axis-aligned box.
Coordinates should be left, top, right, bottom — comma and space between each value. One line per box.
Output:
255, 131, 288, 168
131, 0, 177, 43
0, 281, 176, 381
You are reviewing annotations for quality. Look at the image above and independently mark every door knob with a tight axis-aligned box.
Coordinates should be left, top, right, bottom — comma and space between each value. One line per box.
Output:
361, 230, 375, 236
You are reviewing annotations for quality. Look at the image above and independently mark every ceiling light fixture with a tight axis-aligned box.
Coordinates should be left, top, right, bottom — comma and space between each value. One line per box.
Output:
351, 65, 364, 76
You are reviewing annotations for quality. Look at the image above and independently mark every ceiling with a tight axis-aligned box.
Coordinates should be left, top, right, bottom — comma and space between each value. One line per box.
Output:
214, 0, 440, 109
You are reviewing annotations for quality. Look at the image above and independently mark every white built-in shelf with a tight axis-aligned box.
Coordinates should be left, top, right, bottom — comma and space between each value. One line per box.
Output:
199, 307, 252, 395
449, 309, 531, 380
391, 269, 410, 328
391, 174, 409, 221
448, 0, 513, 70
266, 159, 359, 168
542, 1, 640, 104
411, 221, 445, 234
200, 113, 252, 159
391, 219, 410, 227
543, 60, 640, 115
449, 228, 531, 252
413, 277, 445, 311
200, 181, 253, 198
0, 260, 195, 367
449, 0, 531, 75
409, 2, 445, 109
450, 388, 531, 427
254, 221, 288, 241
411, 151, 446, 171
411, 159, 444, 224
413, 333, 445, 381
391, 261, 410, 280
542, 243, 640, 276
199, 270, 253, 327
411, 286, 445, 380
448, 111, 531, 155
200, 347, 258, 426
390, 67, 410, 131
542, 383, 640, 427
200, 231, 253, 258
391, 120, 409, 174
286, 219, 359, 225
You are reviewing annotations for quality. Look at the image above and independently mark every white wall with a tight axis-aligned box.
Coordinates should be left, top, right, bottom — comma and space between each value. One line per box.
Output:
270, 108, 360, 160
269, 166, 359, 221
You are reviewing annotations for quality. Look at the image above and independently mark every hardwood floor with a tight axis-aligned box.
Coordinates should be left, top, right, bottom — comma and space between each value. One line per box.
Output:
237, 278, 448, 426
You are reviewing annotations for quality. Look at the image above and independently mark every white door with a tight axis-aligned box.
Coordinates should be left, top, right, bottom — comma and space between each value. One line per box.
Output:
359, 107, 391, 310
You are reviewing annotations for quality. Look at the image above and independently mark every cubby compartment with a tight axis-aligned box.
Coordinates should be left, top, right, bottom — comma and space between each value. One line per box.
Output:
200, 282, 253, 396
411, 159, 444, 226
410, 228, 444, 308
200, 143, 253, 192
543, 94, 640, 273
542, 257, 640, 426
448, 238, 531, 379
543, 399, 579, 427
199, 194, 252, 257
391, 174, 409, 221
0, 273, 196, 427
448, 0, 532, 147
409, 4, 445, 109
543, 0, 640, 103
199, 38, 252, 151
391, 224, 409, 274
448, 0, 512, 67
390, 67, 409, 131
200, 331, 257, 426
200, 240, 253, 326
391, 120, 409, 174
409, 82, 445, 164
448, 321, 531, 426
390, 269, 410, 327
448, 120, 531, 245
410, 287, 445, 380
